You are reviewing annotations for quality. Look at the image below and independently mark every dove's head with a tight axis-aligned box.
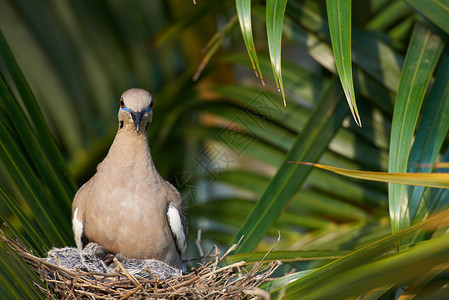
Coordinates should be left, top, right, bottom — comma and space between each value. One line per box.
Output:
118, 88, 153, 134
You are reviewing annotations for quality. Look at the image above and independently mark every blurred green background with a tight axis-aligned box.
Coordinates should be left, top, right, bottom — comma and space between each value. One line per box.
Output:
1, 0, 449, 299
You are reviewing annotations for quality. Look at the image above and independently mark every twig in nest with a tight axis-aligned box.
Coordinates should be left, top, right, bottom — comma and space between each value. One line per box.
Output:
244, 287, 271, 300
113, 258, 143, 290
183, 239, 218, 263
248, 231, 281, 278
195, 229, 204, 259
220, 235, 245, 261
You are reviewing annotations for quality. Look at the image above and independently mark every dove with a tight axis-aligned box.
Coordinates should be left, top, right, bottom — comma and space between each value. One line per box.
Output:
72, 88, 188, 269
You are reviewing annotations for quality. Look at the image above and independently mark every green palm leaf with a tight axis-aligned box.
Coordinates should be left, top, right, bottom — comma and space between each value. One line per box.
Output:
266, 0, 288, 105
326, 0, 360, 126
389, 23, 444, 233
235, 0, 264, 84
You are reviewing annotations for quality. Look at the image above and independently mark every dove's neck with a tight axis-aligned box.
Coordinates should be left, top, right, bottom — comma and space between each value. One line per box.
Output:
99, 129, 161, 179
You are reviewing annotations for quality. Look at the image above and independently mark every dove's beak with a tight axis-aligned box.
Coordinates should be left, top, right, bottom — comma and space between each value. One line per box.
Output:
131, 111, 144, 133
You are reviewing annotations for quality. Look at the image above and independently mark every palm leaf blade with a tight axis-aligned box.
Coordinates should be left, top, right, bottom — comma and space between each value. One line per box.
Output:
389, 23, 444, 233
326, 0, 360, 126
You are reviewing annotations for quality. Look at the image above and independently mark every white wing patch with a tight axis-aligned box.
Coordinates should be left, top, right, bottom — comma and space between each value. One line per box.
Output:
167, 205, 186, 255
72, 208, 84, 249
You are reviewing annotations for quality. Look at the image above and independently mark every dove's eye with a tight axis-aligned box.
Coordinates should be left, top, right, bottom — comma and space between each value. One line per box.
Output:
149, 101, 153, 109
120, 98, 125, 108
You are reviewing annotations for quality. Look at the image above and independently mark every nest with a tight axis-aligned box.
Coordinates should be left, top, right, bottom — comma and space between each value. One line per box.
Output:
1, 231, 280, 299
